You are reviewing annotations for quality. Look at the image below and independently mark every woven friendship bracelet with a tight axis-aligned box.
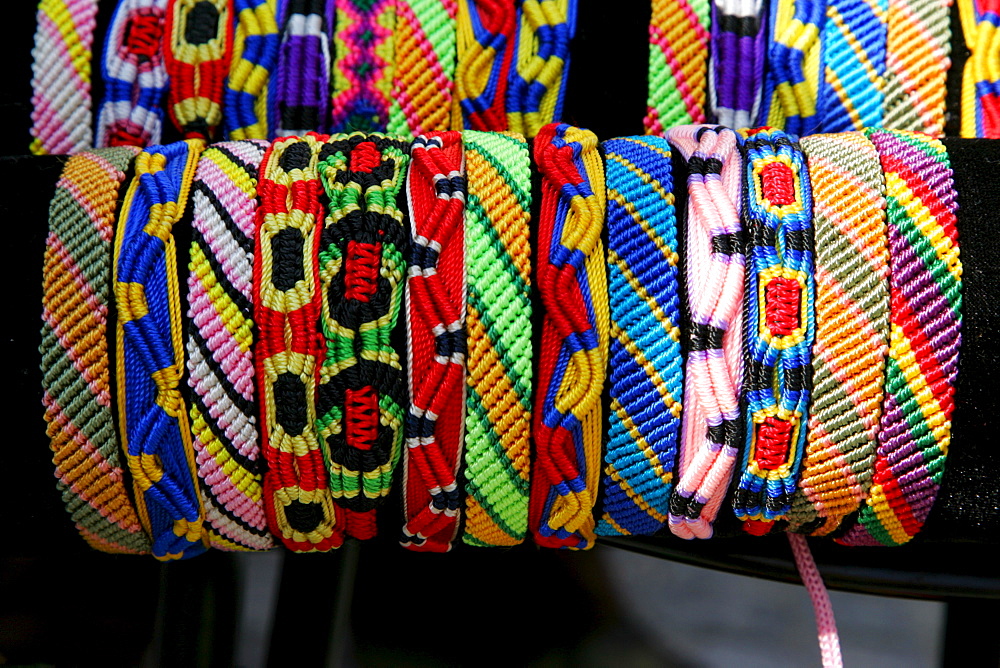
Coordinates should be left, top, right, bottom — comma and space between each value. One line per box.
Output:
329, 0, 397, 132
708, 0, 766, 129
734, 128, 816, 535
882, 0, 953, 135
760, 0, 825, 136
186, 140, 273, 551
315, 133, 410, 541
225, 0, 280, 140
114, 139, 206, 560
461, 130, 533, 547
645, 0, 711, 135
164, 0, 233, 140
505, 0, 577, 139
959, 0, 1000, 137
400, 132, 466, 552
255, 133, 344, 552
530, 123, 608, 550
41, 147, 149, 554
818, 0, 888, 131
837, 130, 961, 547
789, 133, 889, 536
97, 0, 169, 147
30, 0, 99, 155
595, 136, 682, 538
453, 0, 517, 130
272, 0, 332, 136
666, 125, 745, 540
388, 0, 458, 136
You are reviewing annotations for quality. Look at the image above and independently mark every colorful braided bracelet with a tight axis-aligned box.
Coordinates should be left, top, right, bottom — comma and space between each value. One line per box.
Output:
255, 133, 344, 552
837, 130, 961, 547
645, 0, 711, 134
30, 0, 99, 155
506, 0, 577, 139
388, 0, 459, 136
666, 125, 745, 540
734, 128, 816, 535
789, 133, 889, 536
97, 0, 169, 147
316, 133, 410, 541
41, 147, 150, 554
187, 140, 273, 551
882, 0, 953, 135
164, 0, 233, 140
461, 130, 534, 548
225, 0, 280, 140
817, 0, 889, 131
114, 139, 207, 560
329, 0, 397, 132
595, 136, 683, 538
453, 0, 517, 131
708, 0, 766, 129
759, 0, 825, 136
400, 132, 466, 552
272, 0, 332, 136
530, 123, 608, 550
959, 0, 1000, 137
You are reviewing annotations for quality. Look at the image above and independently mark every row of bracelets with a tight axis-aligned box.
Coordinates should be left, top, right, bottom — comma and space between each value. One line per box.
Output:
29, 0, 1000, 158
40, 122, 961, 559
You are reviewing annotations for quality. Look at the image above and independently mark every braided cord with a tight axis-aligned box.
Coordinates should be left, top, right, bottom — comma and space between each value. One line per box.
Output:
114, 139, 207, 560
666, 125, 745, 540
164, 0, 233, 140
790, 133, 889, 535
959, 0, 1000, 137
734, 128, 816, 534
453, 0, 517, 130
461, 130, 533, 547
329, 0, 397, 132
255, 133, 344, 552
400, 132, 466, 552
187, 140, 273, 551
506, 0, 577, 138
709, 0, 767, 128
225, 0, 280, 140
530, 123, 608, 550
315, 133, 410, 541
96, 0, 169, 147
882, 0, 953, 135
838, 130, 961, 547
760, 0, 825, 136
388, 0, 458, 136
594, 136, 682, 537
30, 0, 98, 155
272, 0, 332, 136
645, 0, 711, 134
818, 0, 889, 131
41, 147, 149, 554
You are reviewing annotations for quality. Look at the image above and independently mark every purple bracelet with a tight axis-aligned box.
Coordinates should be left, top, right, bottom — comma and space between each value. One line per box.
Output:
709, 0, 767, 128
272, 0, 332, 135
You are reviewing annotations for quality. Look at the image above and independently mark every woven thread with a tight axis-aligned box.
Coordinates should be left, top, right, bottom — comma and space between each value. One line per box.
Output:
645, 0, 711, 134
96, 0, 169, 147
453, 0, 517, 130
789, 133, 889, 536
708, 0, 766, 128
595, 136, 683, 537
461, 130, 534, 547
114, 139, 207, 560
41, 147, 150, 554
187, 139, 274, 551
316, 133, 411, 541
530, 123, 608, 550
666, 125, 745, 539
224, 0, 280, 140
759, 0, 825, 135
272, 0, 332, 136
30, 0, 99, 155
837, 129, 961, 546
959, 0, 1000, 137
329, 0, 397, 132
388, 0, 459, 136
